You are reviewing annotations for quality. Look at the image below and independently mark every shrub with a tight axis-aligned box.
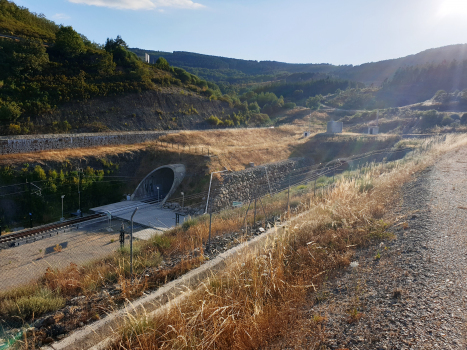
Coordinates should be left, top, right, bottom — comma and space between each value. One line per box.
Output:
0, 287, 65, 321
249, 113, 270, 125
441, 115, 453, 126
283, 102, 296, 109
0, 101, 22, 122
181, 218, 198, 231
421, 110, 440, 128
206, 115, 222, 126
460, 113, 467, 125
8, 123, 21, 134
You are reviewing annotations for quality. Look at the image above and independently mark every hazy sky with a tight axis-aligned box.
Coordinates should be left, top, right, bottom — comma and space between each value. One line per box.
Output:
12, 0, 467, 65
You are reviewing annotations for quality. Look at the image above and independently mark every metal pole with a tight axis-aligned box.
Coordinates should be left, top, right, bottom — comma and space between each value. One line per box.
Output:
28, 181, 32, 228
61, 195, 65, 221
78, 168, 81, 217
254, 197, 257, 227
242, 199, 252, 235
130, 207, 138, 282
208, 212, 212, 250
205, 170, 228, 214
287, 174, 290, 219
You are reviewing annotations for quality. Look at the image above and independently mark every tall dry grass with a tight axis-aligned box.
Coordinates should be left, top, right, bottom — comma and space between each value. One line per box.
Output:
110, 134, 467, 350
0, 125, 309, 171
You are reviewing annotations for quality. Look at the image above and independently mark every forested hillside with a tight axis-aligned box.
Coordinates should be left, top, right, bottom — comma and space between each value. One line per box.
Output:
0, 1, 245, 135
132, 44, 467, 88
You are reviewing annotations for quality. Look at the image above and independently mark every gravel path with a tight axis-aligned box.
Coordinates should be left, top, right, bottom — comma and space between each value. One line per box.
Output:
272, 147, 467, 349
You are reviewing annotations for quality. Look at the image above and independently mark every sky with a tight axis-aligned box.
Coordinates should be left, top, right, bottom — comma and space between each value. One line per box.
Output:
12, 0, 467, 66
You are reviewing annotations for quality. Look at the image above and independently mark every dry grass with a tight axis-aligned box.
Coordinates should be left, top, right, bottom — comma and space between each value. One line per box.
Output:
108, 134, 467, 350
0, 125, 313, 172
4, 134, 467, 348
0, 143, 152, 166
157, 125, 315, 171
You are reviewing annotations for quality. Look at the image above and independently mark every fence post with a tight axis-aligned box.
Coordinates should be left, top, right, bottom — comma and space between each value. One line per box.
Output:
130, 207, 138, 282
254, 197, 257, 228
287, 174, 290, 219
208, 212, 212, 251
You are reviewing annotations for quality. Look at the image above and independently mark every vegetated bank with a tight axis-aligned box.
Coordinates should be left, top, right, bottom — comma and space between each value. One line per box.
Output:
105, 135, 467, 350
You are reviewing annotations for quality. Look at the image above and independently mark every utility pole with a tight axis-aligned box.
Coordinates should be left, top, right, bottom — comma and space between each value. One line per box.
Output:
77, 168, 82, 217
27, 180, 32, 228
61, 195, 65, 221
130, 207, 138, 282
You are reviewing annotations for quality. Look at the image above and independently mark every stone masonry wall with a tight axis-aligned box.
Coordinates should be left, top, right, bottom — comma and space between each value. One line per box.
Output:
0, 131, 176, 155
211, 158, 306, 211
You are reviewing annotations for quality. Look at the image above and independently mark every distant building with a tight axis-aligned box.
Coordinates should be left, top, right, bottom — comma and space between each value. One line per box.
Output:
145, 53, 150, 63
327, 121, 343, 134
368, 110, 379, 135
303, 131, 310, 137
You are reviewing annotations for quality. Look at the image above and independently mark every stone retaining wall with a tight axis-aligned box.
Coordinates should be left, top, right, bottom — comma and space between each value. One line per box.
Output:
212, 158, 307, 211
0, 131, 174, 155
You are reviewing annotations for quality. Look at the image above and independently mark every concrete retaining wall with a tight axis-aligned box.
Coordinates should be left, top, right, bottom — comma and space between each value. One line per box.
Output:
0, 131, 174, 155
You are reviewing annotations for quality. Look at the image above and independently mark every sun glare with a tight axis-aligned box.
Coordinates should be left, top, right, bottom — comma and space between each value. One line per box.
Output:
437, 0, 467, 18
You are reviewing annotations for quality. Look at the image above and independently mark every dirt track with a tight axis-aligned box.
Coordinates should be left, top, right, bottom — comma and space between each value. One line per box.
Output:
271, 146, 467, 349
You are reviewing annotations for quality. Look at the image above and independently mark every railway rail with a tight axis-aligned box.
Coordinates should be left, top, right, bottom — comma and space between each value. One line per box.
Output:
0, 213, 105, 248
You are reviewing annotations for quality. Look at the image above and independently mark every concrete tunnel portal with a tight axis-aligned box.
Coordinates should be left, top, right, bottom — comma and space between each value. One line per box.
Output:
91, 164, 186, 230
131, 164, 186, 204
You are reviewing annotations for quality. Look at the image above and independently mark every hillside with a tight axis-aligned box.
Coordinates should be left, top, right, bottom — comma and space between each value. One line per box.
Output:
0, 0, 58, 41
0, 1, 262, 135
132, 44, 467, 88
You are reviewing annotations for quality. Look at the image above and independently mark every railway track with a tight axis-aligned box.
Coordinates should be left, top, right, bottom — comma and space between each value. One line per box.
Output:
0, 213, 105, 248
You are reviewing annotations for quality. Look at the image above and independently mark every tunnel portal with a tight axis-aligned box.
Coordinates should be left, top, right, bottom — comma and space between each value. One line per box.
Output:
131, 164, 185, 204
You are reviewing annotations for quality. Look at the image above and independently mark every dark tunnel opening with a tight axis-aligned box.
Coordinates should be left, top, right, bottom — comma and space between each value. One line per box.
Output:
133, 167, 175, 202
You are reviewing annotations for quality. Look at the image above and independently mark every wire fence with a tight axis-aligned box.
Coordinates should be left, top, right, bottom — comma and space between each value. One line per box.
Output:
0, 135, 445, 292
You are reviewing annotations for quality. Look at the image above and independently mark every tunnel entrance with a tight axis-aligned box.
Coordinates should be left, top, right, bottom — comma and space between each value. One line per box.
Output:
131, 164, 185, 204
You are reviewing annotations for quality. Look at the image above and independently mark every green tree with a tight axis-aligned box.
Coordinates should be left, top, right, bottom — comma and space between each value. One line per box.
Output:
248, 102, 260, 113
306, 95, 322, 110
54, 26, 85, 57
0, 101, 21, 122
156, 57, 170, 71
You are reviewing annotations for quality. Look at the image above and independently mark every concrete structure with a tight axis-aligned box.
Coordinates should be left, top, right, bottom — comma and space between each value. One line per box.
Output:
0, 131, 175, 155
91, 201, 177, 231
144, 53, 150, 63
326, 121, 343, 134
368, 110, 379, 135
91, 164, 186, 230
131, 164, 185, 203
303, 131, 310, 137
